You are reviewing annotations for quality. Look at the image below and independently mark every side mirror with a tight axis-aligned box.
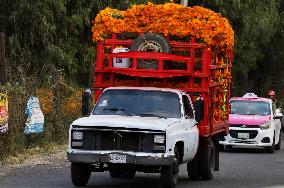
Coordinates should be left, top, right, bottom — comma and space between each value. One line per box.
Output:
194, 97, 204, 122
274, 108, 283, 119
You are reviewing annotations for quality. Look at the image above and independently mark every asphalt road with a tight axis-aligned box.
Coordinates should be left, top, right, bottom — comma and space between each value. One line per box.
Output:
1, 135, 284, 188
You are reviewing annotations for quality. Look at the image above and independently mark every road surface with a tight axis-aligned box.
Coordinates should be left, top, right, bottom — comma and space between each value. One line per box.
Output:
1, 135, 284, 188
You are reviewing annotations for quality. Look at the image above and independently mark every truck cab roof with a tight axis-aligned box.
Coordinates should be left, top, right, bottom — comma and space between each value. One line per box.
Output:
104, 87, 186, 95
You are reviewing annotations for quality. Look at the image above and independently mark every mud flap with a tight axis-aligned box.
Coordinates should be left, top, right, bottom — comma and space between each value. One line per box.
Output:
214, 139, 219, 171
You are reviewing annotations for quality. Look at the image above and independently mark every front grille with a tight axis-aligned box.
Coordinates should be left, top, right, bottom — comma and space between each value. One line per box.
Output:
229, 130, 258, 139
72, 128, 164, 153
230, 124, 260, 128
229, 140, 257, 144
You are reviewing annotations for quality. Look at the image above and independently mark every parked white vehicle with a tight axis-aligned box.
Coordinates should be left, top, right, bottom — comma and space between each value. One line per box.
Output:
67, 87, 204, 188
219, 93, 283, 153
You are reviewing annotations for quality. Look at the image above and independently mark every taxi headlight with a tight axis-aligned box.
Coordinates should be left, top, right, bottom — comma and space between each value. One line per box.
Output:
259, 122, 271, 130
154, 135, 165, 144
72, 131, 84, 140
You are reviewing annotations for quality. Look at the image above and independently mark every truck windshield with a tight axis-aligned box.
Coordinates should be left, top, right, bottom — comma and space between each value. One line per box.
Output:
92, 89, 181, 118
230, 100, 271, 116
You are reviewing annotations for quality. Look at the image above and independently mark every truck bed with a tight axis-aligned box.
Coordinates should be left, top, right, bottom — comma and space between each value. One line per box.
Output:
93, 33, 232, 137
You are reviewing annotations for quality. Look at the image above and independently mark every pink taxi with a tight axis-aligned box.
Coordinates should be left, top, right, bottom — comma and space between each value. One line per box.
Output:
219, 93, 283, 153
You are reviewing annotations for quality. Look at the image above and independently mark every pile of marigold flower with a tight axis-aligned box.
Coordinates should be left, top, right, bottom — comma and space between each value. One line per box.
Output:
92, 2, 234, 54
212, 58, 232, 122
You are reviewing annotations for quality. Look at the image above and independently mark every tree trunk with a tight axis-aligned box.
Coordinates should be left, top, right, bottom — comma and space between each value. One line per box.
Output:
0, 33, 5, 84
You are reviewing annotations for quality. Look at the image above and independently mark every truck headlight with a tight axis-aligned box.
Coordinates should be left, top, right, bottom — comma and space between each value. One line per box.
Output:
259, 122, 271, 130
72, 131, 83, 140
154, 135, 165, 144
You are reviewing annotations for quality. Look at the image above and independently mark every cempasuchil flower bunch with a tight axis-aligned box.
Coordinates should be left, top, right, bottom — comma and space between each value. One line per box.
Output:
91, 3, 234, 55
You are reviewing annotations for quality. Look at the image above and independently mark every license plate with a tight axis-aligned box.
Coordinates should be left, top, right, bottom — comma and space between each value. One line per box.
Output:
238, 133, 249, 139
109, 154, 126, 163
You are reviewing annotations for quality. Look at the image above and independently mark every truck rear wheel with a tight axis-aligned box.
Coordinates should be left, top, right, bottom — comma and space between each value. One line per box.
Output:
71, 163, 91, 187
199, 139, 215, 180
161, 147, 179, 188
130, 33, 171, 69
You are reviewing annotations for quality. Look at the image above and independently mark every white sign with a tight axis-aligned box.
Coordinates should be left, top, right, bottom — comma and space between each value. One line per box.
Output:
24, 96, 44, 134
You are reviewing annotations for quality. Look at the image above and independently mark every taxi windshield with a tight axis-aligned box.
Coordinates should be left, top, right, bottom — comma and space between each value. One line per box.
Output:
230, 100, 271, 116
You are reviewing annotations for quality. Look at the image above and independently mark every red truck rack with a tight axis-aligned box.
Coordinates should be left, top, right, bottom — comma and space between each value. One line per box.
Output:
93, 33, 232, 137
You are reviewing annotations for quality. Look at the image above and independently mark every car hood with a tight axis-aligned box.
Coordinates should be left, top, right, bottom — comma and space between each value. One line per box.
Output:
229, 114, 271, 125
71, 115, 180, 131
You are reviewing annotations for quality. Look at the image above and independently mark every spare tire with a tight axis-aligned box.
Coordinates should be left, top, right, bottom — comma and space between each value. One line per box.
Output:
130, 33, 171, 69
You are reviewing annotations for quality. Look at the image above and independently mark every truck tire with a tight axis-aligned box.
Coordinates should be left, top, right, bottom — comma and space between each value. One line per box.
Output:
161, 147, 179, 188
199, 139, 215, 180
187, 155, 199, 180
130, 33, 171, 69
275, 131, 281, 150
71, 163, 91, 187
266, 133, 275, 153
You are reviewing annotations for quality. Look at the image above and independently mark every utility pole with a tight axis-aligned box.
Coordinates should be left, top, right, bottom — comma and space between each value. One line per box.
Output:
180, 0, 188, 7
0, 33, 6, 84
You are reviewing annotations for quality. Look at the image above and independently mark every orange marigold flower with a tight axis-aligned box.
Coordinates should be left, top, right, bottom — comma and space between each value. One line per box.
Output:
91, 3, 234, 55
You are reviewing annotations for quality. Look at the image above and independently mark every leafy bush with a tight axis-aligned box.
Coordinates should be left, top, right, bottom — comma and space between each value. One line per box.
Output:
0, 80, 83, 160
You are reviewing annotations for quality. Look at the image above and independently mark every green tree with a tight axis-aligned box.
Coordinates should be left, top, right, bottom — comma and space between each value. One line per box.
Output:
189, 0, 281, 96
1, 0, 283, 96
0, 0, 99, 86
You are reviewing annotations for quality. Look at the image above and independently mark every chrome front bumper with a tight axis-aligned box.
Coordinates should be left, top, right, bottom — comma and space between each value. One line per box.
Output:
67, 150, 175, 166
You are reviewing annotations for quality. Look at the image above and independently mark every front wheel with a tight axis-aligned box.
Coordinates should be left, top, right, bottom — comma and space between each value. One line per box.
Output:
161, 147, 179, 188
161, 164, 178, 188
71, 163, 91, 187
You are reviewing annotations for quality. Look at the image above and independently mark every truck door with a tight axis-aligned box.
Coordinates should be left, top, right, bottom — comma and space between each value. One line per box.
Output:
181, 95, 199, 161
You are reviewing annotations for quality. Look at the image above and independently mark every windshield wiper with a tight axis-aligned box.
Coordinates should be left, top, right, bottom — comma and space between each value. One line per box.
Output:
103, 107, 125, 112
135, 113, 167, 119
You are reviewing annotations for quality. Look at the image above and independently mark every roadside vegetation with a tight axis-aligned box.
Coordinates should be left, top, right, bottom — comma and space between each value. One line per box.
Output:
0, 0, 284, 161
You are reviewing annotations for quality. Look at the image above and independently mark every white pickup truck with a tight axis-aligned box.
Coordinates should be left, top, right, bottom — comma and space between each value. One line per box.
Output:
67, 87, 203, 188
